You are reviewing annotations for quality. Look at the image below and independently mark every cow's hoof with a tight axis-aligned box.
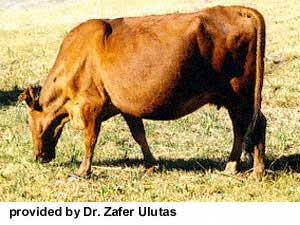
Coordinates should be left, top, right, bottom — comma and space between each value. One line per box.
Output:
144, 158, 157, 169
144, 164, 160, 173
68, 173, 81, 182
251, 166, 264, 181
40, 158, 53, 163
34, 156, 52, 163
68, 172, 91, 181
224, 161, 238, 174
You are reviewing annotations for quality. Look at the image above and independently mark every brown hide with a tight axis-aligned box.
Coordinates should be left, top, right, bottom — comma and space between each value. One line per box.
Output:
20, 6, 266, 179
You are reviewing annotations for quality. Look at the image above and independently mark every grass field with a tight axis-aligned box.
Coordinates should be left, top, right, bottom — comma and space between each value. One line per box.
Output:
0, 0, 300, 201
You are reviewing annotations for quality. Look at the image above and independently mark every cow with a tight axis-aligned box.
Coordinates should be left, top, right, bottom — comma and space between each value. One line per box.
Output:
19, 5, 266, 180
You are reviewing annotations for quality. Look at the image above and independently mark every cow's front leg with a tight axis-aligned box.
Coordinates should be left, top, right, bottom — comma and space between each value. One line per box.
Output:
122, 114, 156, 168
75, 107, 101, 178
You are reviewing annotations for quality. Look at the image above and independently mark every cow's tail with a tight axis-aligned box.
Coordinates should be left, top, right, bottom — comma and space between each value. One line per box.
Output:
237, 6, 266, 151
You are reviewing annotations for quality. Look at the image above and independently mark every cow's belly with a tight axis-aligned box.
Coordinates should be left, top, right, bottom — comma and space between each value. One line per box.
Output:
107, 83, 221, 120
142, 92, 219, 120
102, 69, 223, 119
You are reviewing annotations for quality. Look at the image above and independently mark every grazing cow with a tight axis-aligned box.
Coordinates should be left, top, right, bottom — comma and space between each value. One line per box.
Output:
19, 5, 266, 179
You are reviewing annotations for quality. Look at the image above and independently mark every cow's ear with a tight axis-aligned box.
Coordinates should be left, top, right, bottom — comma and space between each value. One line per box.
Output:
19, 86, 40, 111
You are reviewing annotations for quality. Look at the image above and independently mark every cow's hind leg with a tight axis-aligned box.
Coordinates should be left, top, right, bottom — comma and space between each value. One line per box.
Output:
225, 106, 252, 175
122, 114, 156, 168
225, 104, 266, 179
244, 112, 266, 179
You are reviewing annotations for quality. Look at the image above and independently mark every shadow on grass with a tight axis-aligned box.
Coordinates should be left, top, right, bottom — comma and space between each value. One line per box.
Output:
0, 86, 41, 106
59, 154, 300, 174
266, 154, 300, 172
95, 157, 226, 172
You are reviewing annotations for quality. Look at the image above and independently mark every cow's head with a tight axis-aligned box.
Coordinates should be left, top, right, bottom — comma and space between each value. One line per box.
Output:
19, 87, 65, 162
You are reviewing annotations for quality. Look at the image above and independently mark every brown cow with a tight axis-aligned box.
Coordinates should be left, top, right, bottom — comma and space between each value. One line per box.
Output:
19, 5, 266, 179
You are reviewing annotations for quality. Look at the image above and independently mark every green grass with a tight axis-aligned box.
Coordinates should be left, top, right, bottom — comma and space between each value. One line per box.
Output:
1, 0, 300, 201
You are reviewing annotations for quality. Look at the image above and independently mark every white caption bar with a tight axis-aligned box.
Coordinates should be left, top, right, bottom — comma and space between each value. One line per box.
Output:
1, 202, 299, 225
